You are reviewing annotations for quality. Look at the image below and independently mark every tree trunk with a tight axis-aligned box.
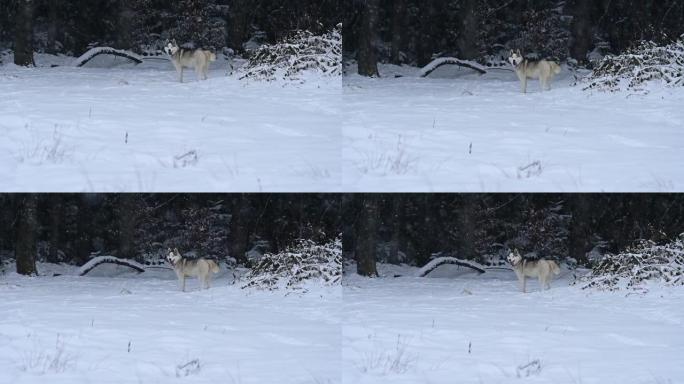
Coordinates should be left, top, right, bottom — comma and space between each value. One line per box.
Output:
117, 194, 139, 259
416, 0, 437, 67
116, 0, 135, 50
16, 194, 38, 276
355, 196, 378, 277
456, 0, 480, 60
390, 0, 406, 64
46, 0, 58, 54
230, 195, 250, 264
569, 0, 593, 65
14, 0, 34, 66
47, 195, 62, 263
75, 196, 91, 265
227, 0, 252, 53
357, 0, 379, 77
568, 195, 592, 265
457, 195, 477, 260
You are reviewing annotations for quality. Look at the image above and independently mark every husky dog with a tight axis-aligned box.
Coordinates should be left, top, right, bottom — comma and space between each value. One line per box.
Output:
507, 249, 560, 293
508, 50, 561, 93
164, 39, 217, 83
167, 248, 219, 291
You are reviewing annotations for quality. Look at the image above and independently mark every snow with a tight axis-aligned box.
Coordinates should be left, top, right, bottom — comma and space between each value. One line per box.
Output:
343, 263, 684, 384
0, 263, 341, 384
0, 55, 340, 192
342, 63, 684, 192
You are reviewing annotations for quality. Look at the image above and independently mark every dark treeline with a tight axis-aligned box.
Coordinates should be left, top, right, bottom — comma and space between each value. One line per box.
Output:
0, 194, 341, 275
1, 0, 339, 63
343, 194, 684, 276
345, 0, 684, 75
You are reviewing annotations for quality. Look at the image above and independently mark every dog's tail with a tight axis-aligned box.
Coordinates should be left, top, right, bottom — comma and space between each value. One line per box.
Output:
551, 62, 561, 75
551, 261, 561, 275
209, 260, 220, 273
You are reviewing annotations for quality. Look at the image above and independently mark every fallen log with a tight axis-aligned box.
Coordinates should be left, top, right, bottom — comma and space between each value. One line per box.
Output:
419, 57, 487, 77
78, 256, 146, 276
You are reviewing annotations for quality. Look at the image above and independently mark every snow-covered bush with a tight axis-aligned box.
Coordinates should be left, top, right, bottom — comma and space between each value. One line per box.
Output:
582, 38, 684, 93
579, 235, 684, 291
242, 237, 341, 290
239, 24, 341, 83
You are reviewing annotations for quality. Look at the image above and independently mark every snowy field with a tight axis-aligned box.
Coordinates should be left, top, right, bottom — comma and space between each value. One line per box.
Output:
342, 64, 684, 192
343, 264, 684, 384
0, 263, 341, 384
0, 54, 340, 192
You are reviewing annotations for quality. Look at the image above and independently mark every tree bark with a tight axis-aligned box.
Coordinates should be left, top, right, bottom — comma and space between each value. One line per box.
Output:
14, 0, 34, 66
390, 0, 406, 64
568, 195, 592, 264
230, 195, 250, 264
16, 194, 38, 276
117, 194, 139, 259
569, 0, 593, 64
46, 0, 58, 54
357, 0, 379, 77
47, 195, 62, 263
456, 0, 480, 60
355, 196, 378, 277
116, 0, 135, 50
457, 195, 477, 261
227, 0, 252, 53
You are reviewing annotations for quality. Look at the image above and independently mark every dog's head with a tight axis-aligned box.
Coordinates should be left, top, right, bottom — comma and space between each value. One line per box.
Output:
507, 249, 523, 266
167, 248, 182, 265
163, 39, 179, 56
508, 49, 523, 66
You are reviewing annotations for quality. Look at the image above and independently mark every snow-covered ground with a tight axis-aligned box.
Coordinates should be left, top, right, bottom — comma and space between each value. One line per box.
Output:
0, 263, 341, 383
343, 63, 684, 192
0, 54, 340, 191
343, 263, 684, 384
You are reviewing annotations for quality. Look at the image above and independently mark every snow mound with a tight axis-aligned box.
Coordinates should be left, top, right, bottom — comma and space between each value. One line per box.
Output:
240, 25, 341, 83
582, 38, 684, 93
578, 235, 684, 291
242, 237, 341, 291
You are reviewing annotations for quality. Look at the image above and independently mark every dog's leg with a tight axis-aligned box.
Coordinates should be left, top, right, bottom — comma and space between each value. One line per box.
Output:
522, 77, 528, 94
522, 275, 527, 293
180, 67, 184, 83
181, 275, 186, 291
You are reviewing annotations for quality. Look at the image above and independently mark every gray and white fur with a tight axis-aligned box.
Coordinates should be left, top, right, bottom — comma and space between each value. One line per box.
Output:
167, 248, 220, 291
508, 49, 562, 93
507, 249, 560, 293
164, 39, 217, 83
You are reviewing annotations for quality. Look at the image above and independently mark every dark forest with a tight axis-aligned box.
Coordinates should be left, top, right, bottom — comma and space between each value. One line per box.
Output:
1, 0, 339, 61
345, 0, 684, 75
343, 194, 684, 276
0, 194, 341, 275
